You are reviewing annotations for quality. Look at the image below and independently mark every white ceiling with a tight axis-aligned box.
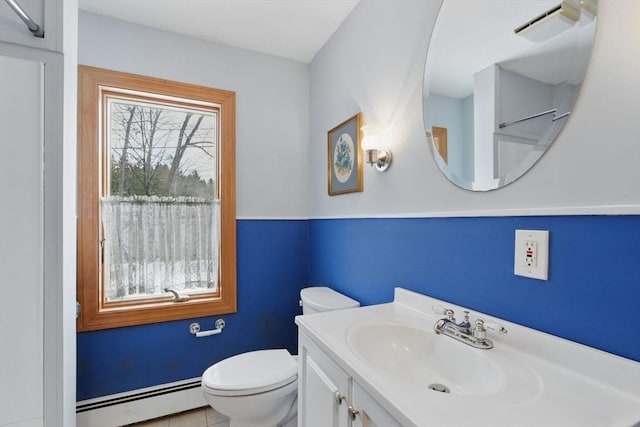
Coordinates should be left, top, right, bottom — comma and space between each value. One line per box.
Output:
425, 0, 596, 99
78, 0, 360, 63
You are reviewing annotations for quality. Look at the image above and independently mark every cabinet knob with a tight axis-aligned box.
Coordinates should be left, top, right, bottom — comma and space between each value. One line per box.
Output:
334, 391, 345, 406
348, 406, 360, 421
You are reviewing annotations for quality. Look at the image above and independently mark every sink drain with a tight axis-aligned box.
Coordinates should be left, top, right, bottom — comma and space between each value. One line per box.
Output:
428, 383, 450, 393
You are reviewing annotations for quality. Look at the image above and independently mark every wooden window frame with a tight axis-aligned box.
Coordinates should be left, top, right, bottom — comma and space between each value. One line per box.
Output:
77, 65, 236, 331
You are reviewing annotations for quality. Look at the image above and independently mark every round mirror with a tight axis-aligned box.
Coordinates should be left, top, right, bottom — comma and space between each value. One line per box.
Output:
422, 0, 597, 191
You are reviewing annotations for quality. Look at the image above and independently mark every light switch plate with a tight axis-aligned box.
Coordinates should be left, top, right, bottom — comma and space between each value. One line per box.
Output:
514, 229, 549, 280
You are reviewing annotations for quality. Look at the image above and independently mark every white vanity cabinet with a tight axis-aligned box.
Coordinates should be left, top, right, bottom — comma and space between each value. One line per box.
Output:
298, 331, 402, 427
351, 382, 402, 427
298, 331, 350, 427
297, 290, 640, 427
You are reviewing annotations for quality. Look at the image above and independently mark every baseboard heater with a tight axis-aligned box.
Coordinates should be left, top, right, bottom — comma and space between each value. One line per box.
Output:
76, 377, 208, 427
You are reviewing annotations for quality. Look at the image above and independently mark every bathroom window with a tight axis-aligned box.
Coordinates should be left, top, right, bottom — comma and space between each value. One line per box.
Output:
77, 66, 237, 331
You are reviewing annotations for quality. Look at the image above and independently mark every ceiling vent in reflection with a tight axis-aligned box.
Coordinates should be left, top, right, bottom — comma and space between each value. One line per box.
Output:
514, 1, 580, 43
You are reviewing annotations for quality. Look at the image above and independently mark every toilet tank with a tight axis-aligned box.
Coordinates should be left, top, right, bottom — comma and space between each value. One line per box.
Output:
300, 286, 360, 315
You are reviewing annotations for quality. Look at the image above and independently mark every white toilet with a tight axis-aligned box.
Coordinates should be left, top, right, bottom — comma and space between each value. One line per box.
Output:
201, 287, 359, 427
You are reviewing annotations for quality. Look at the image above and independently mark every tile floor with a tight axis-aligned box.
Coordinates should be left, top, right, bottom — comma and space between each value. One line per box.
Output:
129, 407, 229, 427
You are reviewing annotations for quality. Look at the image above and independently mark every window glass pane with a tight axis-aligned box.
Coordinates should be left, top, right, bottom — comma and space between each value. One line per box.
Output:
102, 97, 219, 302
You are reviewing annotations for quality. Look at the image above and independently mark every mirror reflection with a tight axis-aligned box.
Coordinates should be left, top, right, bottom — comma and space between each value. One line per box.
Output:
423, 0, 597, 191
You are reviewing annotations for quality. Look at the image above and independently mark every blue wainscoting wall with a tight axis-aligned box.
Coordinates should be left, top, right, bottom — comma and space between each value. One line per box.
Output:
78, 215, 640, 400
308, 215, 640, 363
77, 219, 309, 401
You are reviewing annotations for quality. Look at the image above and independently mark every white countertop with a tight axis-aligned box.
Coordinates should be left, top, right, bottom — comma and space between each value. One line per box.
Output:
295, 288, 640, 427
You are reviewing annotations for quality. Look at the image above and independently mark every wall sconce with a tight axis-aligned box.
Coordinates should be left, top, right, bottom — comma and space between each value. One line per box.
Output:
514, 1, 580, 43
361, 125, 393, 172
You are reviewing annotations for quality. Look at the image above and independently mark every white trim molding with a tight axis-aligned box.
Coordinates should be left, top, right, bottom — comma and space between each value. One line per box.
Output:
238, 205, 640, 221
308, 204, 640, 220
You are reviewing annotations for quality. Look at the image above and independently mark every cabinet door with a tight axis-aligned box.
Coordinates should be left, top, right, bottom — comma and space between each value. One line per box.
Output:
298, 335, 350, 427
351, 382, 403, 427
0, 55, 44, 427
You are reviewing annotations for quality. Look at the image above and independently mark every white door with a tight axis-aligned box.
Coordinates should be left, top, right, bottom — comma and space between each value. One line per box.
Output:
0, 55, 44, 427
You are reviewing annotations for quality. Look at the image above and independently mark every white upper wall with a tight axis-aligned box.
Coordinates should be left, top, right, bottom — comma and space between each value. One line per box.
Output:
309, 0, 640, 218
79, 11, 310, 219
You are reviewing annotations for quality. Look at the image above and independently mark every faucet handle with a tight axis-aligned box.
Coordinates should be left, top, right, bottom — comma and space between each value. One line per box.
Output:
473, 319, 487, 340
458, 310, 471, 329
482, 320, 508, 335
432, 305, 455, 321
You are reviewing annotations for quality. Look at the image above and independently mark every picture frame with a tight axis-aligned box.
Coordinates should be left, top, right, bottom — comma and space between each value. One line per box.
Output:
327, 113, 363, 195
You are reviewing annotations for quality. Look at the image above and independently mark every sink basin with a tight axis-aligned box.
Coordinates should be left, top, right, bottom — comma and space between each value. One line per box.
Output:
346, 321, 540, 399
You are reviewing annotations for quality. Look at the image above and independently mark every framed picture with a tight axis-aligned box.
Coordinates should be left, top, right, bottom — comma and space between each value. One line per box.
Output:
327, 113, 363, 195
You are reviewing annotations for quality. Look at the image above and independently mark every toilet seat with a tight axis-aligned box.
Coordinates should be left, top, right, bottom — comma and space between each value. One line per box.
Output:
202, 349, 297, 397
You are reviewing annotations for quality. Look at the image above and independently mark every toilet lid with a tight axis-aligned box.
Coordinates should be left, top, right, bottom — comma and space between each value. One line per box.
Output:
202, 349, 297, 396
300, 287, 360, 312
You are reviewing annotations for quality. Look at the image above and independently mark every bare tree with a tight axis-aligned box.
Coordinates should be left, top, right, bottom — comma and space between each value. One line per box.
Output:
109, 101, 215, 198
165, 112, 207, 196
142, 108, 162, 195
117, 105, 137, 195
119, 107, 167, 195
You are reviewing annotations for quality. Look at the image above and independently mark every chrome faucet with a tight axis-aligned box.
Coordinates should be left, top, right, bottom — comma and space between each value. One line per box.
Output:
432, 305, 507, 350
